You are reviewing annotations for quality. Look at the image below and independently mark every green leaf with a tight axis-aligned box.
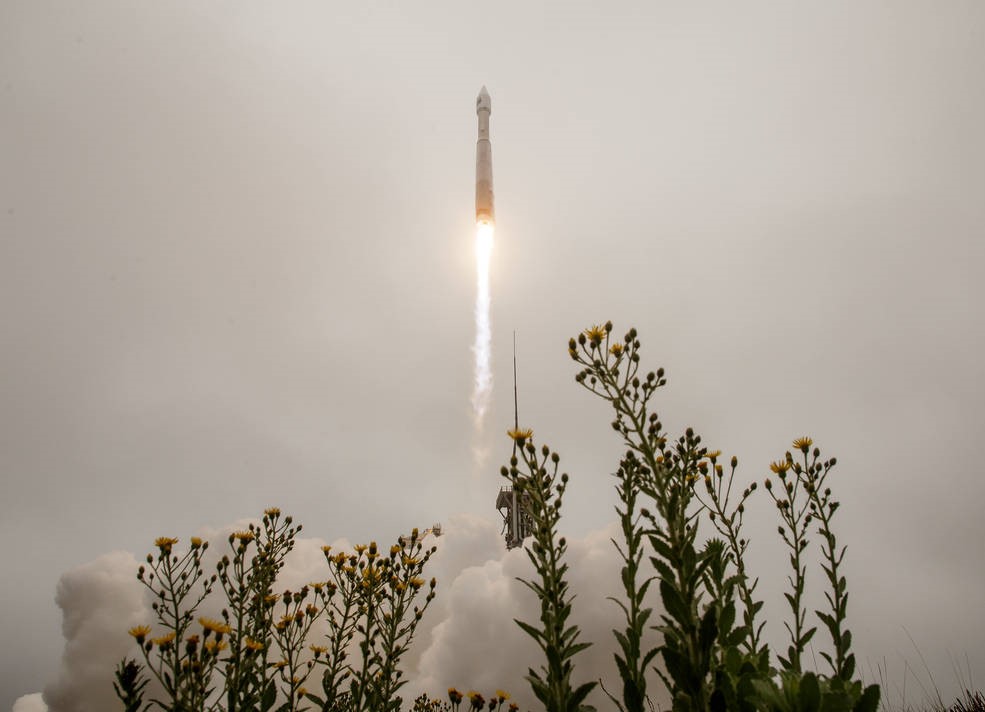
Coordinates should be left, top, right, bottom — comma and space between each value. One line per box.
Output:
569, 681, 598, 710
261, 679, 277, 712
515, 619, 546, 644
719, 602, 736, 638
661, 646, 691, 691
750, 678, 788, 712
660, 579, 692, 629
699, 605, 718, 657
799, 672, 821, 712
623, 675, 643, 712
799, 626, 817, 648
843, 653, 856, 680
710, 688, 727, 712
853, 684, 880, 712
819, 690, 853, 712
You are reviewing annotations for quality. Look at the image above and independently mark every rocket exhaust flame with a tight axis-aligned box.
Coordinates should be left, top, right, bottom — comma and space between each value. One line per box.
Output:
472, 222, 494, 431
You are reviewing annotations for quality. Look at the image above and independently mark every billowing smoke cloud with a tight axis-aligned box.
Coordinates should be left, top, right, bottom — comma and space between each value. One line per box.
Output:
23, 515, 663, 712
10, 695, 45, 712
42, 551, 149, 712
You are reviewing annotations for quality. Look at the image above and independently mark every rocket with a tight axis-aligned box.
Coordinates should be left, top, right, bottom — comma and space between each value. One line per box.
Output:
475, 86, 494, 226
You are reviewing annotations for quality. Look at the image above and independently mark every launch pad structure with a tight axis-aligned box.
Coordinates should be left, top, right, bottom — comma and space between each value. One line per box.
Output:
496, 482, 534, 550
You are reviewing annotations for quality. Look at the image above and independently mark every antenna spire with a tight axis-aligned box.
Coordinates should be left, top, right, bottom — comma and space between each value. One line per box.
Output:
512, 331, 518, 457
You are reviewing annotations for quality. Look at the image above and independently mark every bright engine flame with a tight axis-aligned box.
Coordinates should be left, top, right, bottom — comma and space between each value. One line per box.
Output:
471, 221, 494, 438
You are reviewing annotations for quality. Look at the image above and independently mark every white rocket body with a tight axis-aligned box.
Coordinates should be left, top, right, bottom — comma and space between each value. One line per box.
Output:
475, 86, 494, 226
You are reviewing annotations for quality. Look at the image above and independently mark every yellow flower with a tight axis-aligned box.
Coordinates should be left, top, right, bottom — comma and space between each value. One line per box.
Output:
264, 507, 281, 517
496, 690, 510, 701
402, 556, 419, 566
199, 617, 232, 635
189, 537, 203, 549
354, 544, 367, 555
705, 450, 721, 461
506, 428, 533, 442
154, 537, 178, 551
583, 324, 606, 347
309, 645, 328, 656
793, 437, 813, 452
468, 691, 485, 710
128, 625, 152, 642
243, 637, 265, 652
770, 460, 791, 475
273, 659, 288, 670
233, 531, 255, 543
609, 343, 624, 356
448, 688, 464, 704
152, 632, 176, 647
408, 577, 426, 590
204, 639, 228, 654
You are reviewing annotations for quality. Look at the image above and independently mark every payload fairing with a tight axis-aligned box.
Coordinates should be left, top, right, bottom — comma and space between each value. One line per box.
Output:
475, 86, 494, 226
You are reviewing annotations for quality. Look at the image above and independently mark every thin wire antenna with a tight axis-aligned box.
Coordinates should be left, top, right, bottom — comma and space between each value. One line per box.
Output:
512, 331, 519, 458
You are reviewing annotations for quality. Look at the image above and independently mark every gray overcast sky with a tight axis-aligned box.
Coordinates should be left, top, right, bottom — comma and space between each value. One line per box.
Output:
2, 2, 984, 710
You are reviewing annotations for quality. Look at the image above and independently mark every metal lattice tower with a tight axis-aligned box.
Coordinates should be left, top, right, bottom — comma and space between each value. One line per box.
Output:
497, 333, 534, 549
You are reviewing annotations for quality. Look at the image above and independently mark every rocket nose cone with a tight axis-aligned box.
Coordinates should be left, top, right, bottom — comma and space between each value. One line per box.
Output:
476, 86, 491, 112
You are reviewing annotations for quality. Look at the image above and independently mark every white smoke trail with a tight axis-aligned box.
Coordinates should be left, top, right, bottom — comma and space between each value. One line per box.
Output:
471, 222, 494, 455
